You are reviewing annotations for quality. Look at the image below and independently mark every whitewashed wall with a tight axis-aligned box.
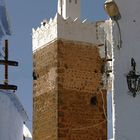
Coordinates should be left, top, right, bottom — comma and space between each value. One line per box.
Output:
58, 0, 80, 20
100, 20, 114, 140
32, 14, 100, 52
63, 0, 80, 20
0, 92, 27, 140
110, 0, 140, 139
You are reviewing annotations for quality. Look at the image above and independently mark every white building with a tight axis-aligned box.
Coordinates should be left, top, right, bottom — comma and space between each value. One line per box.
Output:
104, 0, 140, 139
0, 91, 28, 140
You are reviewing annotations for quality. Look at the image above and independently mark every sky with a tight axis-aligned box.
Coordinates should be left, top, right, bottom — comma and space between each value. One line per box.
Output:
2, 0, 110, 139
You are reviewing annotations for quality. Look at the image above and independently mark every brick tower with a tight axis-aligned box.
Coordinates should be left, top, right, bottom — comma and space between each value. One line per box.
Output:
32, 0, 107, 140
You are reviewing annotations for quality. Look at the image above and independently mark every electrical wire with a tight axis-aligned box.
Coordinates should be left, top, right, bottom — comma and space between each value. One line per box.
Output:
59, 87, 110, 131
71, 120, 106, 131
99, 89, 111, 123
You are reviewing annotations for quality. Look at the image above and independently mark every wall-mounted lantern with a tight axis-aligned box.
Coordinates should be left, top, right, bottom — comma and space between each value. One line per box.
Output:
104, 0, 122, 49
126, 58, 140, 97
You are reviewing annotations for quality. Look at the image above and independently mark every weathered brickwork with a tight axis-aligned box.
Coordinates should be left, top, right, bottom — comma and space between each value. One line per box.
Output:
33, 42, 58, 140
57, 40, 107, 140
33, 39, 107, 140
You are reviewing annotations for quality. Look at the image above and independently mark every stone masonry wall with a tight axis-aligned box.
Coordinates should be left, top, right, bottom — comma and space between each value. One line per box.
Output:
33, 41, 58, 140
33, 39, 107, 140
57, 40, 107, 140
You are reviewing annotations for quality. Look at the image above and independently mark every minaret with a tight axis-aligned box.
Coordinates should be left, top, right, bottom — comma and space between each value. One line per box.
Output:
57, 0, 80, 19
32, 1, 107, 140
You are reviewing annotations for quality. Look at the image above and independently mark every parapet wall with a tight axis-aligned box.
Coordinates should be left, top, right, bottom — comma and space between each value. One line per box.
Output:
32, 17, 58, 52
32, 13, 103, 52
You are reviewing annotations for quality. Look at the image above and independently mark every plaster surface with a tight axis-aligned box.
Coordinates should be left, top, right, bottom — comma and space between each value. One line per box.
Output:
108, 0, 140, 139
0, 92, 27, 140
57, 0, 80, 20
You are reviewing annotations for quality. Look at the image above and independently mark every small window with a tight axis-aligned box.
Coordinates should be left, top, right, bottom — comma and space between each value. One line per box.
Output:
75, 0, 77, 4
